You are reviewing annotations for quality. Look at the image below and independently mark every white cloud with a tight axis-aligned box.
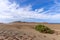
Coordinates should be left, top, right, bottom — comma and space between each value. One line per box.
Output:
35, 8, 44, 13
0, 0, 60, 23
0, 0, 48, 23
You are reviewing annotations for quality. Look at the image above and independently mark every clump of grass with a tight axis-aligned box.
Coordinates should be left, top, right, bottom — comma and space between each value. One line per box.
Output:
35, 24, 54, 34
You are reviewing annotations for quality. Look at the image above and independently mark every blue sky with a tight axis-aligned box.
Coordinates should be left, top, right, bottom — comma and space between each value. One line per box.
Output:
10, 0, 54, 11
0, 0, 60, 23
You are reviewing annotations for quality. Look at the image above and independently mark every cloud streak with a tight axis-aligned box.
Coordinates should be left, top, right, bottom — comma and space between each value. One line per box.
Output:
0, 0, 60, 23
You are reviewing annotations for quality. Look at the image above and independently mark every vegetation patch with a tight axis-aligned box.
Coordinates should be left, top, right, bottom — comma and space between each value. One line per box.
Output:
35, 24, 55, 34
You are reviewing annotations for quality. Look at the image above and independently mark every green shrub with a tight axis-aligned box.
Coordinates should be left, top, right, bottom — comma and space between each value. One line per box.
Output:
35, 25, 54, 34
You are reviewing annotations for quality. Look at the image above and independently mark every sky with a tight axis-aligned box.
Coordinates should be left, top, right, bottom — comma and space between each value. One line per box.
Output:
0, 0, 60, 23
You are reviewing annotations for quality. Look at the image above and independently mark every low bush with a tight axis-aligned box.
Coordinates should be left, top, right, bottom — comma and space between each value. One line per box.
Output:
35, 24, 54, 34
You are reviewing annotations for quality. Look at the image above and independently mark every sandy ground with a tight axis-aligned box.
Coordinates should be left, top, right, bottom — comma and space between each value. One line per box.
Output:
0, 22, 60, 40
